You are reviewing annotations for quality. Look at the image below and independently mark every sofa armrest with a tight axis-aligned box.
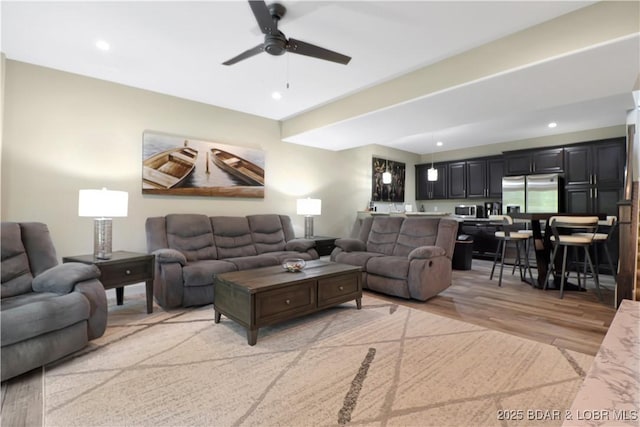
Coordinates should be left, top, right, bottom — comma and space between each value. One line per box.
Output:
408, 246, 446, 261
153, 248, 187, 265
334, 238, 366, 252
32, 262, 100, 295
74, 279, 108, 340
285, 238, 316, 252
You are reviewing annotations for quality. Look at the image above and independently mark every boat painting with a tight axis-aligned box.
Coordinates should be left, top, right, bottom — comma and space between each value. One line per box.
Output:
142, 131, 265, 198
143, 144, 198, 190
210, 148, 264, 186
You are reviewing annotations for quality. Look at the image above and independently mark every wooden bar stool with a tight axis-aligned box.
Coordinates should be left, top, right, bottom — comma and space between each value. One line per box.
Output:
543, 216, 602, 300
489, 215, 534, 287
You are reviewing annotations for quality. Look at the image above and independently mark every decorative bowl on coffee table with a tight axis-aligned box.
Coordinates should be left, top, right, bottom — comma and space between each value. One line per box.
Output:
282, 258, 306, 272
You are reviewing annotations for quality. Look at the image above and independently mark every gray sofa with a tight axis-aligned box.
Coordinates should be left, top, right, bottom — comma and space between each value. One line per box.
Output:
1, 222, 108, 382
145, 214, 319, 309
330, 216, 458, 301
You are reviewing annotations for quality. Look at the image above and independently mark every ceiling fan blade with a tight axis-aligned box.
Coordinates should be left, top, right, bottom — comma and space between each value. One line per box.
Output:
222, 44, 264, 65
287, 38, 351, 65
249, 0, 276, 35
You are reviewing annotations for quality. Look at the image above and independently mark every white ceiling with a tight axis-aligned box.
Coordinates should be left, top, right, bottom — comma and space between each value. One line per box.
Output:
2, 1, 639, 155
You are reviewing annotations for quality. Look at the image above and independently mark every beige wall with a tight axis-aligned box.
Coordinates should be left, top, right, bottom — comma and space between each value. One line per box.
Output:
1, 60, 632, 260
1, 60, 417, 258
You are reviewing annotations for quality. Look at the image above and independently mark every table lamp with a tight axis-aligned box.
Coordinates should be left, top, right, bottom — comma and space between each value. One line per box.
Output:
78, 188, 128, 259
297, 198, 321, 239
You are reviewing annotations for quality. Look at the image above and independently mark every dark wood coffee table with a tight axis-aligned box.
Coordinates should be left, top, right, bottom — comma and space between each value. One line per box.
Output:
213, 260, 362, 345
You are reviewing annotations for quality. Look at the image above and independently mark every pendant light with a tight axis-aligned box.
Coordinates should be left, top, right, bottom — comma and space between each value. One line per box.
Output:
382, 159, 392, 184
427, 141, 438, 181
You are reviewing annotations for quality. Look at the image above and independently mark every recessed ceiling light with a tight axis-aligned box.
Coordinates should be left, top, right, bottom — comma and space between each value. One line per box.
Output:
548, 122, 557, 128
271, 91, 282, 100
95, 40, 110, 51
436, 141, 443, 146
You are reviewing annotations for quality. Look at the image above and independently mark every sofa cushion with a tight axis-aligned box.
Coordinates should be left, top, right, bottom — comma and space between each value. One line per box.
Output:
366, 217, 404, 255
1, 223, 33, 298
393, 217, 438, 257
224, 255, 279, 270
248, 215, 287, 254
166, 214, 217, 261
182, 260, 237, 287
333, 251, 384, 271
366, 256, 410, 280
211, 216, 257, 259
285, 239, 315, 252
0, 291, 90, 346
18, 222, 58, 276
264, 251, 317, 264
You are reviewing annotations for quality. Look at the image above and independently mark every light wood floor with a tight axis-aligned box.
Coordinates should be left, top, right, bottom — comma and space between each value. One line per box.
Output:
374, 259, 617, 356
1, 259, 618, 426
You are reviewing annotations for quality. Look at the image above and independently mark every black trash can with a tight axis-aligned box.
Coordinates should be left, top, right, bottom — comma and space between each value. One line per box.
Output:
453, 236, 473, 270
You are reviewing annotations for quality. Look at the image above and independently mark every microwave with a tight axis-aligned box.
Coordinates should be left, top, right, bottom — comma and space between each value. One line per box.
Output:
455, 205, 479, 218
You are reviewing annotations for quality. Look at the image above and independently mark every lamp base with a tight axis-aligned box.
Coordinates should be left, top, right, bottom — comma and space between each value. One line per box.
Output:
94, 218, 113, 259
304, 216, 314, 239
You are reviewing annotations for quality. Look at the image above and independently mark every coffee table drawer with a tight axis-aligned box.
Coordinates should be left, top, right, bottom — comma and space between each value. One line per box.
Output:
318, 272, 361, 308
255, 280, 316, 325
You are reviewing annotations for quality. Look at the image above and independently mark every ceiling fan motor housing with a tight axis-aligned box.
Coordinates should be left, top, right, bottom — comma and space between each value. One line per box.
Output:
264, 33, 287, 56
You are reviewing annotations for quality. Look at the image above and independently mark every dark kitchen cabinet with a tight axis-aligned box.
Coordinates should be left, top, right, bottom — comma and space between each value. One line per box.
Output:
504, 148, 564, 175
487, 157, 505, 198
415, 163, 447, 200
459, 221, 499, 258
466, 157, 504, 199
466, 159, 487, 198
448, 161, 466, 199
564, 138, 625, 215
532, 148, 564, 173
504, 152, 531, 175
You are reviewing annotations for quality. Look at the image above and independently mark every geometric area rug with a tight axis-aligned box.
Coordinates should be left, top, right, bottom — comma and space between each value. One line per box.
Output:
43, 293, 592, 427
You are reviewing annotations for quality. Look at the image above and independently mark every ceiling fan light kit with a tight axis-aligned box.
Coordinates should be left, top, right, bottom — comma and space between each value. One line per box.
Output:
223, 0, 351, 66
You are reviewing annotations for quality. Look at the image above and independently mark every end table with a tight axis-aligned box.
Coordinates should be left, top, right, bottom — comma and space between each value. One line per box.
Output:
63, 251, 155, 314
307, 236, 337, 257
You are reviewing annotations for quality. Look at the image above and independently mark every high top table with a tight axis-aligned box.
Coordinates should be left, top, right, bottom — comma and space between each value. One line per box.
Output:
509, 212, 606, 289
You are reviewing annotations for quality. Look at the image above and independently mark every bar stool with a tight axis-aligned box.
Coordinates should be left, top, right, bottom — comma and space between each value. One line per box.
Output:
543, 216, 602, 300
489, 215, 534, 287
573, 216, 618, 285
514, 221, 536, 272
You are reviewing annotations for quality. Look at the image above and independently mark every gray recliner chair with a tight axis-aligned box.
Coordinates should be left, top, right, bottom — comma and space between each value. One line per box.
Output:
1, 222, 108, 381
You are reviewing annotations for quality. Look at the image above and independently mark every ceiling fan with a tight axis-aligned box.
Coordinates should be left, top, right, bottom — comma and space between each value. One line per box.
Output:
223, 0, 351, 66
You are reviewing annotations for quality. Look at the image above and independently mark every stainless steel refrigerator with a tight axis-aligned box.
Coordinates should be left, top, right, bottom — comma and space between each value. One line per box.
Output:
525, 173, 562, 213
502, 175, 526, 213
502, 173, 562, 213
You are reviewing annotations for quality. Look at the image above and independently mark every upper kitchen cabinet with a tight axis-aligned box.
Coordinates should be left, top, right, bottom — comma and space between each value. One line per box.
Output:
415, 163, 448, 200
564, 138, 625, 188
504, 148, 564, 175
564, 138, 625, 215
466, 157, 504, 199
448, 161, 467, 199
487, 157, 505, 198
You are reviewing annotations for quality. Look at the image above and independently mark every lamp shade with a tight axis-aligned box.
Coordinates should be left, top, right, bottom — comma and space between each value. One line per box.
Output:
427, 167, 438, 181
296, 198, 321, 216
78, 188, 128, 218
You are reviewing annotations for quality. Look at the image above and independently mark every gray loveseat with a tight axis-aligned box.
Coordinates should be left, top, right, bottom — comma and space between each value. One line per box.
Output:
330, 216, 458, 301
1, 222, 108, 381
145, 214, 319, 309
